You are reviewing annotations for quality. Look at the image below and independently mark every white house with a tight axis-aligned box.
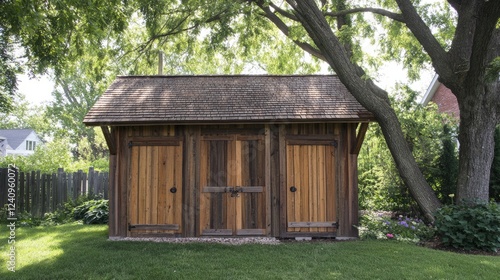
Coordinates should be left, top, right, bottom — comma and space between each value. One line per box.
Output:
0, 129, 42, 157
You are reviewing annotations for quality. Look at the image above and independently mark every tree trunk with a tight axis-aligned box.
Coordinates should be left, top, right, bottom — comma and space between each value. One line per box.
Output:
376, 108, 443, 220
287, 0, 442, 221
456, 85, 498, 203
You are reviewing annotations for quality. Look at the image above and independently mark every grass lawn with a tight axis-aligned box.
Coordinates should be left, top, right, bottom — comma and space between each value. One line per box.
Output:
0, 224, 499, 279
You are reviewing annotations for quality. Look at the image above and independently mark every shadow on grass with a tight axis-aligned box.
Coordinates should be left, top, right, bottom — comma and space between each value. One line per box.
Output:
1, 224, 499, 280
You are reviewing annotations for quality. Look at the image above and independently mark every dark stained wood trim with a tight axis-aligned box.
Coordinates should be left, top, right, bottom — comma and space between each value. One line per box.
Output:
108, 154, 117, 236
128, 137, 182, 146
129, 224, 180, 231
200, 127, 266, 136
119, 127, 129, 237
265, 125, 272, 236
288, 222, 338, 228
278, 124, 287, 237
286, 139, 338, 145
101, 126, 117, 155
270, 125, 280, 237
201, 229, 233, 236
285, 134, 336, 140
202, 186, 232, 193
351, 123, 369, 154
202, 186, 264, 193
200, 135, 234, 141
193, 127, 201, 237
280, 232, 337, 238
236, 229, 266, 236
236, 135, 265, 141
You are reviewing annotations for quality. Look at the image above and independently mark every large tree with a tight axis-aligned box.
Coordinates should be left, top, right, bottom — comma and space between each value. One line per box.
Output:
265, 1, 499, 214
3, 0, 499, 220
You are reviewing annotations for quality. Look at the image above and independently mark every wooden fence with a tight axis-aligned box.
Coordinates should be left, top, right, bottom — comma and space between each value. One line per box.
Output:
0, 167, 108, 217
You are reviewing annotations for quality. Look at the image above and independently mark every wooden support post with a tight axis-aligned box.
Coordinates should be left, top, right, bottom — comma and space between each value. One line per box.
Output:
101, 126, 117, 155
351, 123, 369, 155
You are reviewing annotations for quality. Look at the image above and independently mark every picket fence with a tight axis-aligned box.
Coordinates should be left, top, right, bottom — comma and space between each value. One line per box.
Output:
0, 167, 108, 218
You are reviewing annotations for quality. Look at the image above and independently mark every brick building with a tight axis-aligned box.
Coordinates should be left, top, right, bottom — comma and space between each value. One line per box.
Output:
420, 75, 460, 119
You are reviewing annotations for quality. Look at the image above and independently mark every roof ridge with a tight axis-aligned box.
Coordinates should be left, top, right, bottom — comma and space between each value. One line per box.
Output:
116, 74, 338, 78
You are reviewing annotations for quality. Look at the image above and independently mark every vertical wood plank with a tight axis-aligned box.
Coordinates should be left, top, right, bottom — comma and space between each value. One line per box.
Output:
199, 140, 209, 234
278, 125, 287, 236
174, 143, 183, 233
311, 145, 318, 232
157, 146, 167, 226
265, 125, 273, 236
166, 146, 175, 229
301, 145, 310, 233
234, 139, 242, 233
129, 146, 139, 227
151, 146, 159, 230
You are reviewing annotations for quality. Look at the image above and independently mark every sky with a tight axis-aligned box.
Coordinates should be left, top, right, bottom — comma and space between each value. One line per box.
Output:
17, 73, 55, 105
17, 62, 434, 107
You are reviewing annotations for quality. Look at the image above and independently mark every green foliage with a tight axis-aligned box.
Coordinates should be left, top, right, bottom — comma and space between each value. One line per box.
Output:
437, 124, 459, 204
0, 195, 102, 227
485, 56, 500, 82
359, 212, 434, 243
434, 203, 500, 252
0, 96, 58, 141
358, 87, 459, 212
490, 126, 500, 202
73, 199, 109, 224
0, 27, 19, 112
44, 195, 102, 226
0, 138, 72, 173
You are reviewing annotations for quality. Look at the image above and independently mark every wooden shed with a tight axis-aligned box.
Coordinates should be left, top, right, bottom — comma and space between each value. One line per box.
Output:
84, 75, 374, 239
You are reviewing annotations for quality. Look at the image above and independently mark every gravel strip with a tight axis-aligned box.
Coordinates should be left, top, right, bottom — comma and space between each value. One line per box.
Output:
110, 237, 281, 245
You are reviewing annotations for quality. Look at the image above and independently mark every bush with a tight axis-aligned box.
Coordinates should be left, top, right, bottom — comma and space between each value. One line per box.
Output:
73, 199, 109, 224
434, 203, 500, 252
359, 212, 434, 243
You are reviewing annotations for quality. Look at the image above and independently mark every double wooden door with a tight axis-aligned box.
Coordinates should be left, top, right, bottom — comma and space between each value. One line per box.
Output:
285, 139, 338, 234
199, 135, 267, 236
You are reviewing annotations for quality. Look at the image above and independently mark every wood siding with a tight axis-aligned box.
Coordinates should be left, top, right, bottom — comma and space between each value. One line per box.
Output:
108, 123, 364, 238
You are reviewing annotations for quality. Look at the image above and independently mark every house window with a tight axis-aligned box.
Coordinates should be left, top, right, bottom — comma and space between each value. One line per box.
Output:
26, 140, 36, 151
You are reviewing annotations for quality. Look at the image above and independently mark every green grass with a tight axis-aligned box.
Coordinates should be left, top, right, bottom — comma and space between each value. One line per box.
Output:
0, 224, 499, 279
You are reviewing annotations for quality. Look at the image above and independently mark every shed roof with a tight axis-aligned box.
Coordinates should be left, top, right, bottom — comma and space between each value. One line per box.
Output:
84, 75, 374, 126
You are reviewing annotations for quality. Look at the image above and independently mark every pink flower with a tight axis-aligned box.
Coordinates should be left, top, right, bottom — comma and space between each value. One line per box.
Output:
386, 233, 394, 239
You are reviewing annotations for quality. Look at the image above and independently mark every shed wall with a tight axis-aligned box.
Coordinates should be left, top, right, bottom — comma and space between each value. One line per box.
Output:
107, 123, 361, 238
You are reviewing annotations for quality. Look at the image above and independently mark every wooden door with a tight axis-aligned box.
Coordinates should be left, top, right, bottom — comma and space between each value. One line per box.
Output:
286, 141, 338, 233
128, 140, 183, 236
199, 136, 266, 236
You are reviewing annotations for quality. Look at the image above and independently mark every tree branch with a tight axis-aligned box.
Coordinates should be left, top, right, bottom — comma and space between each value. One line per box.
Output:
324, 7, 405, 23
395, 0, 453, 83
253, 1, 325, 61
268, 2, 298, 21
58, 78, 80, 106
137, 8, 231, 54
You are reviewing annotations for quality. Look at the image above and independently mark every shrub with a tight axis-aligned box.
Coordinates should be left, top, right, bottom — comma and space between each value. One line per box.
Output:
434, 202, 500, 252
42, 194, 101, 225
73, 199, 109, 224
359, 212, 434, 243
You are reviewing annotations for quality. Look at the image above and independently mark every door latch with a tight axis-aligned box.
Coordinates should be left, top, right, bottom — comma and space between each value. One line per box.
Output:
230, 187, 241, 197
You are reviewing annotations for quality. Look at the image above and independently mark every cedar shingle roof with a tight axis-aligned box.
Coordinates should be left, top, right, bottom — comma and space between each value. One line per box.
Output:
83, 75, 373, 125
